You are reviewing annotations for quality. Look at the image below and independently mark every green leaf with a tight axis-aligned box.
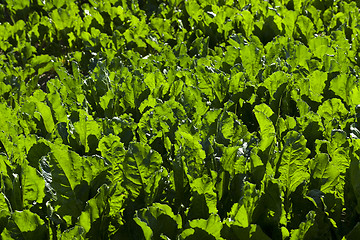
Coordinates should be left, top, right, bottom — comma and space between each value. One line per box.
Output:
254, 104, 275, 152
73, 110, 101, 153
220, 146, 247, 176
288, 44, 312, 70
182, 86, 208, 120
317, 98, 349, 139
122, 75, 147, 109
179, 214, 224, 240
318, 98, 349, 120
277, 116, 297, 140
51, 8, 72, 31
102, 115, 137, 147
295, 15, 315, 43
47, 79, 68, 123
308, 36, 334, 59
5, 0, 29, 11
228, 181, 260, 226
144, 71, 169, 98
217, 110, 248, 145
55, 65, 83, 99
290, 211, 315, 240
22, 165, 45, 208
1, 209, 48, 239
40, 153, 81, 219
235, 10, 254, 38
240, 43, 262, 80
330, 73, 357, 106
98, 134, 125, 165
276, 131, 310, 196
213, 74, 229, 103
189, 174, 218, 216
307, 70, 327, 102
327, 130, 350, 201
134, 203, 182, 240
78, 184, 109, 234
36, 101, 55, 134
12, 210, 44, 232
40, 143, 106, 219
282, 10, 297, 38
175, 130, 206, 181
262, 71, 289, 101
138, 98, 186, 146
0, 191, 9, 211
310, 153, 339, 194
59, 225, 85, 240
51, 143, 104, 189
224, 46, 240, 67
185, 0, 202, 23
190, 214, 224, 239
227, 203, 249, 228
200, 108, 221, 139
30, 55, 53, 74
108, 183, 127, 221
323, 54, 340, 73
123, 142, 166, 204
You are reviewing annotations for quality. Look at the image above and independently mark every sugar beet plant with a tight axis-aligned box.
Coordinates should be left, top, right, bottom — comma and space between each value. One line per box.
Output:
1, 0, 360, 239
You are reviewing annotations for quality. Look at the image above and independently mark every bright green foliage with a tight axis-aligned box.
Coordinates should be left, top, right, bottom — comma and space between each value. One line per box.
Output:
134, 203, 182, 240
124, 143, 160, 201
1, 0, 360, 239
276, 131, 310, 196
254, 103, 275, 152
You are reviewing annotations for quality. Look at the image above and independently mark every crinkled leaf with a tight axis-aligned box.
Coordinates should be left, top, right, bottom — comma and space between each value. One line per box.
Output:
189, 214, 223, 239
254, 104, 275, 152
220, 146, 247, 176
307, 70, 327, 102
40, 143, 106, 218
183, 86, 208, 120
288, 44, 312, 70
59, 225, 86, 240
179, 214, 224, 240
175, 130, 206, 181
227, 203, 249, 228
22, 165, 45, 207
317, 98, 348, 121
330, 73, 357, 106
310, 153, 339, 194
290, 211, 316, 240
73, 110, 101, 153
122, 142, 165, 204
189, 175, 217, 215
78, 184, 109, 234
217, 111, 248, 145
327, 130, 350, 201
1, 209, 47, 239
308, 36, 334, 59
295, 16, 315, 43
240, 43, 262, 80
134, 203, 182, 240
97, 134, 125, 185
138, 99, 186, 145
317, 98, 349, 139
262, 71, 289, 100
276, 131, 310, 196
